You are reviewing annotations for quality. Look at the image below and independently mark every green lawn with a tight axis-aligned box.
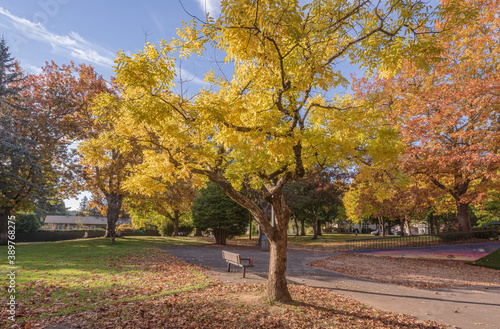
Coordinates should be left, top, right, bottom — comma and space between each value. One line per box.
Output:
0, 236, 213, 324
288, 233, 375, 245
470, 249, 500, 270
231, 233, 379, 249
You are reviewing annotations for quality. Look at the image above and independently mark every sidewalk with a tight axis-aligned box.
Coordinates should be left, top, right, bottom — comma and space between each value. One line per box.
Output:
161, 245, 500, 329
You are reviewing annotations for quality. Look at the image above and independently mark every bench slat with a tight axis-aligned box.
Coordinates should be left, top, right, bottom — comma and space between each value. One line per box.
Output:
222, 250, 253, 278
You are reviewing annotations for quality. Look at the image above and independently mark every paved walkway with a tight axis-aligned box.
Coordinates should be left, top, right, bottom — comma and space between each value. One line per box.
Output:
160, 245, 500, 329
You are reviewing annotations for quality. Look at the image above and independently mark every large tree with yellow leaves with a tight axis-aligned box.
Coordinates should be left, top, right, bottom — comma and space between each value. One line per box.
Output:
104, 0, 468, 301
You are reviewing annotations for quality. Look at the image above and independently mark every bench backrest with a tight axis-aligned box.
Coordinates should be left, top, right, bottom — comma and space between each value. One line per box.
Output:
222, 250, 241, 264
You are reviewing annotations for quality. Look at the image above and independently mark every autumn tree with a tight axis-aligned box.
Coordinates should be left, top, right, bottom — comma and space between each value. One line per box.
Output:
0, 39, 39, 244
124, 176, 198, 236
353, 0, 500, 232
0, 42, 106, 244
78, 125, 141, 242
107, 0, 465, 301
22, 61, 110, 195
344, 166, 441, 236
284, 171, 345, 239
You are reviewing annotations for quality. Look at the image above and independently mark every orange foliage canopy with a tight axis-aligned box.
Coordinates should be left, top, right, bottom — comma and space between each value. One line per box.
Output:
352, 0, 500, 231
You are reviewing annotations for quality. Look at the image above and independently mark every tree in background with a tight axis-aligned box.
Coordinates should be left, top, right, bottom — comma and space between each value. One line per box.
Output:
107, 0, 468, 301
284, 171, 345, 239
192, 182, 251, 245
22, 61, 110, 198
78, 130, 141, 242
77, 84, 146, 242
75, 195, 90, 216
125, 177, 198, 236
345, 166, 439, 236
352, 0, 500, 232
0, 42, 109, 244
34, 197, 68, 222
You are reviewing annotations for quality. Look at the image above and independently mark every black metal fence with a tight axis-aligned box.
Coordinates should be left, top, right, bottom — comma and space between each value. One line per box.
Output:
344, 230, 499, 251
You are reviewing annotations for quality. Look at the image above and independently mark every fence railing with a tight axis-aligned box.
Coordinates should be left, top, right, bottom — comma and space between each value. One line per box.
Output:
343, 230, 499, 251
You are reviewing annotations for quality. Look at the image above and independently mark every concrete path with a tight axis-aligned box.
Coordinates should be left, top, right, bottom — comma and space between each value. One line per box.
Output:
160, 245, 500, 329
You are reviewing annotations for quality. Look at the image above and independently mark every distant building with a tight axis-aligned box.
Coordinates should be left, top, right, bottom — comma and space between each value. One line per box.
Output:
44, 216, 131, 230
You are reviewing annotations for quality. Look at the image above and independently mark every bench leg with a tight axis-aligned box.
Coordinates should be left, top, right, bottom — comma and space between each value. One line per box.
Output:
243, 267, 246, 278
227, 263, 231, 272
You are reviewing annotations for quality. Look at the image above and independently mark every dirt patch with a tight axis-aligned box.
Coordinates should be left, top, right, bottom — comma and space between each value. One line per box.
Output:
310, 253, 500, 289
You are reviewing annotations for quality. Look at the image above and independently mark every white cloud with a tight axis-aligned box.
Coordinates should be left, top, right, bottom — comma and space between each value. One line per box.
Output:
176, 65, 206, 86
24, 64, 43, 74
0, 7, 115, 68
194, 0, 220, 16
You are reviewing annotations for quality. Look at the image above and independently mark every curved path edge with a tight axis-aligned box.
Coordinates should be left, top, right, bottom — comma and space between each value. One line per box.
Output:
160, 245, 500, 329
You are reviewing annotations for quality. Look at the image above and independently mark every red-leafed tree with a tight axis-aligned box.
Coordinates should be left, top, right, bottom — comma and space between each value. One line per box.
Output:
353, 0, 500, 232
0, 38, 108, 244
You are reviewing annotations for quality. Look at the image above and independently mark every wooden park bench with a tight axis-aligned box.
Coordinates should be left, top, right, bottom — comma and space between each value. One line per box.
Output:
222, 250, 254, 278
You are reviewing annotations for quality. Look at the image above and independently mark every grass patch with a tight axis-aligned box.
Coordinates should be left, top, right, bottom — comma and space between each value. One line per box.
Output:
470, 248, 500, 270
288, 233, 376, 245
0, 236, 214, 324
230, 234, 383, 249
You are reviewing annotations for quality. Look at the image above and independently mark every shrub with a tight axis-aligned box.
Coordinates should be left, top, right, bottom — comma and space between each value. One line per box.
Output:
16, 213, 41, 233
179, 223, 194, 236
437, 231, 468, 242
472, 230, 499, 240
158, 222, 194, 236
158, 222, 174, 236
117, 223, 135, 233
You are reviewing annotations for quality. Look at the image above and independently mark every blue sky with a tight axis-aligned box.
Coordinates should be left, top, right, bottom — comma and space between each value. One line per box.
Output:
0, 0, 219, 79
0, 0, 221, 210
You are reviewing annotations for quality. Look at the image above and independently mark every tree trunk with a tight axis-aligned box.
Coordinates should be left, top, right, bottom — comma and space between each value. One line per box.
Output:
105, 193, 123, 243
249, 220, 252, 240
257, 224, 263, 246
429, 212, 435, 234
172, 209, 180, 236
214, 227, 227, 245
265, 194, 292, 302
317, 219, 322, 236
0, 207, 13, 246
312, 211, 318, 240
195, 228, 203, 236
404, 216, 412, 236
300, 218, 306, 236
204, 173, 291, 302
434, 215, 440, 234
457, 202, 472, 233
293, 215, 299, 236
267, 237, 291, 302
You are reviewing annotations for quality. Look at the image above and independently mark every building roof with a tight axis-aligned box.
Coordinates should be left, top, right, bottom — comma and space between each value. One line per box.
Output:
44, 216, 131, 225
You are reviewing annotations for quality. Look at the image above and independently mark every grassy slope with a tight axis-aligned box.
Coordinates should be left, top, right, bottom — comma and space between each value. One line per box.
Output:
470, 248, 500, 270
0, 236, 213, 323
